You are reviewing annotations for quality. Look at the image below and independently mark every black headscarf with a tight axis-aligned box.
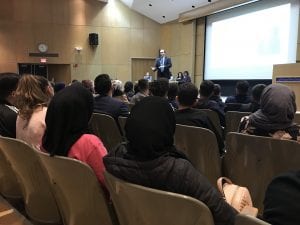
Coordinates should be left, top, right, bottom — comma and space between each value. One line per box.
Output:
42, 83, 94, 156
249, 84, 296, 131
124, 96, 187, 161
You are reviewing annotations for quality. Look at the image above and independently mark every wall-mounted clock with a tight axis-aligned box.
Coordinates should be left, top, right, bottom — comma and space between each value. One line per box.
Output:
38, 43, 48, 53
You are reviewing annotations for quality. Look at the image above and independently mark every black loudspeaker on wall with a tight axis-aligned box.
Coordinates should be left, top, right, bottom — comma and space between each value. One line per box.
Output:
89, 33, 99, 46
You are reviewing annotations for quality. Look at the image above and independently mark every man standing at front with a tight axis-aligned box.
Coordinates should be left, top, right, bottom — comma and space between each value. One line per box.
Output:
152, 49, 172, 79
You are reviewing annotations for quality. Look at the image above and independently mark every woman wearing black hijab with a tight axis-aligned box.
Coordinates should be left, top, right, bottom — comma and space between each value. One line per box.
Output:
104, 96, 237, 225
42, 83, 107, 186
239, 84, 299, 141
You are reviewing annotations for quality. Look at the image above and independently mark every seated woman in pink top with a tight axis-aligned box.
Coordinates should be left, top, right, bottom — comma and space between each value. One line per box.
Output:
15, 75, 54, 149
42, 83, 107, 187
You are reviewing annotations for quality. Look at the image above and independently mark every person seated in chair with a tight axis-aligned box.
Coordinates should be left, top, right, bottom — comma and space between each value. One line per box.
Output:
0, 72, 20, 138
130, 79, 149, 104
42, 83, 108, 187
194, 80, 225, 127
104, 96, 237, 225
240, 84, 266, 113
94, 74, 129, 119
225, 80, 251, 104
175, 83, 224, 153
239, 84, 300, 141
263, 170, 300, 225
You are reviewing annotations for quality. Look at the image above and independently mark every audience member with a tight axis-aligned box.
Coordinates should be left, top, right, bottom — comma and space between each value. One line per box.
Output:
104, 96, 237, 225
94, 74, 129, 119
53, 82, 65, 93
194, 80, 225, 126
15, 75, 54, 149
240, 84, 266, 112
130, 79, 149, 104
149, 78, 169, 98
82, 79, 95, 94
112, 80, 128, 103
225, 80, 251, 104
42, 83, 107, 187
0, 72, 20, 138
124, 81, 134, 102
175, 83, 224, 153
239, 84, 299, 141
182, 70, 192, 83
210, 84, 226, 111
176, 72, 183, 82
263, 170, 300, 225
168, 83, 178, 110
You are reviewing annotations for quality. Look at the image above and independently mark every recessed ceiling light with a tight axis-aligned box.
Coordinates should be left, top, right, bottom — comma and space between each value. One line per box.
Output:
148, 3, 152, 6
162, 16, 165, 18
192, 5, 195, 8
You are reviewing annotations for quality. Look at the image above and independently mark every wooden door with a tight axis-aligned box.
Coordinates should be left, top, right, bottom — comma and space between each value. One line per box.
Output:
131, 58, 156, 82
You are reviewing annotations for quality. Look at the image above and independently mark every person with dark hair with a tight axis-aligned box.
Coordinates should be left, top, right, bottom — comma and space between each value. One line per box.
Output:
263, 170, 300, 225
194, 80, 225, 127
15, 75, 54, 149
240, 84, 266, 112
176, 72, 183, 82
124, 81, 134, 102
82, 79, 95, 94
94, 74, 129, 119
0, 72, 20, 138
53, 82, 66, 93
149, 78, 169, 98
182, 70, 191, 83
130, 79, 149, 104
239, 84, 300, 141
168, 83, 178, 110
210, 84, 226, 111
225, 80, 251, 104
175, 83, 224, 153
152, 49, 172, 79
42, 83, 107, 187
104, 96, 237, 225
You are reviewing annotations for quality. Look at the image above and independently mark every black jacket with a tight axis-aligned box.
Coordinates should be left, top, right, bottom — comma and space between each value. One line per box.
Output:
104, 145, 237, 225
0, 101, 18, 138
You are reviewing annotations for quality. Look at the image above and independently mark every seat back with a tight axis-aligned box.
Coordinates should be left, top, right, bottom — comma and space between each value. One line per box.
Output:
118, 116, 127, 137
294, 112, 300, 124
104, 171, 214, 225
89, 113, 123, 151
224, 132, 300, 213
225, 111, 250, 135
0, 137, 61, 224
199, 109, 223, 138
235, 214, 270, 225
38, 151, 113, 225
175, 124, 221, 186
0, 150, 22, 199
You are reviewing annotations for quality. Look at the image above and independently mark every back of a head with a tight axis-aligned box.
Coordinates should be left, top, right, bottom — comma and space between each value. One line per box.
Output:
251, 84, 266, 102
124, 81, 133, 93
149, 78, 169, 97
168, 83, 178, 100
15, 75, 52, 120
43, 83, 94, 157
54, 82, 66, 93
0, 72, 20, 101
263, 170, 300, 225
125, 96, 175, 160
260, 84, 296, 123
178, 83, 198, 107
82, 80, 94, 93
137, 79, 149, 92
94, 74, 111, 96
112, 80, 124, 97
200, 80, 214, 97
236, 80, 249, 95
213, 84, 221, 96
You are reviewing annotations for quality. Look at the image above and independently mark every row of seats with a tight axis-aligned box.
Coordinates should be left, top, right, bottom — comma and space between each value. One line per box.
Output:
0, 135, 269, 225
90, 113, 300, 215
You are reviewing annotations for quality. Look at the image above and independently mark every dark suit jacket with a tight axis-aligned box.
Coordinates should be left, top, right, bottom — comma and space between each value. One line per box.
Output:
94, 95, 129, 119
154, 56, 172, 79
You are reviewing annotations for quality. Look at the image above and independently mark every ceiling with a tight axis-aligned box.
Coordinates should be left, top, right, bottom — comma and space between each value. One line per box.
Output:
120, 0, 220, 24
